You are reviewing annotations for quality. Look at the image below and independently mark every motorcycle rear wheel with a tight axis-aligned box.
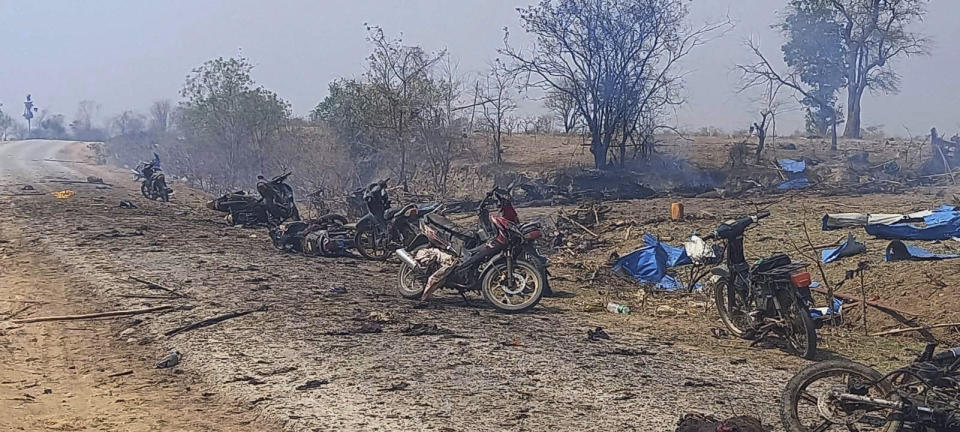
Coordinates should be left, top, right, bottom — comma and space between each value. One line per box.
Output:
780, 360, 900, 432
783, 299, 818, 360
481, 260, 543, 313
158, 184, 169, 202
714, 279, 753, 338
397, 246, 427, 299
354, 226, 390, 261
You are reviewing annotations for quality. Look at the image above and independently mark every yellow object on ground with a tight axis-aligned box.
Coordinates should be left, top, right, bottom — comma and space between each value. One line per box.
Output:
52, 190, 75, 199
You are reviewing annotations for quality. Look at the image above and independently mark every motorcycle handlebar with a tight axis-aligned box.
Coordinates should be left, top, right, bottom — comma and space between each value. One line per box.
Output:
756, 211, 771, 220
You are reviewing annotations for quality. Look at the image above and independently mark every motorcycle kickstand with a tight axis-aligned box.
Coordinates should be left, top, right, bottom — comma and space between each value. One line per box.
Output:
459, 291, 472, 307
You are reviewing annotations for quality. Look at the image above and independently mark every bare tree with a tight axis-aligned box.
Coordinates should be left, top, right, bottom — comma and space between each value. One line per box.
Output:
544, 81, 579, 133
477, 60, 516, 164
820, 0, 929, 138
112, 110, 146, 136
417, 57, 464, 195
738, 39, 840, 151
364, 25, 445, 191
149, 99, 173, 133
502, 0, 729, 168
73, 100, 100, 131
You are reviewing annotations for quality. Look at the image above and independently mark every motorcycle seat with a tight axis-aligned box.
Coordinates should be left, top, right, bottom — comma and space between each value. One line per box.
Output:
426, 213, 475, 239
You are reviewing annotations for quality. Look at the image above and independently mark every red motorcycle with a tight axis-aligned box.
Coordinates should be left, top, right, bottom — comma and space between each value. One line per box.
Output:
394, 187, 546, 313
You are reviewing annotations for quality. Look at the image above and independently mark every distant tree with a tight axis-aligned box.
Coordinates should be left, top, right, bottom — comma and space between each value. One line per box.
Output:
738, 39, 840, 150
543, 80, 580, 133
780, 0, 846, 137
149, 100, 173, 133
0, 104, 12, 140
180, 55, 291, 180
477, 60, 516, 164
73, 100, 100, 131
112, 110, 146, 136
37, 111, 67, 138
312, 78, 379, 163
785, 0, 929, 138
416, 57, 465, 195
502, 0, 728, 168
363, 25, 445, 191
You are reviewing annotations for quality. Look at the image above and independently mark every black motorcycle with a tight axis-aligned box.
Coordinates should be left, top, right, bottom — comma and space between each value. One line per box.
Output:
133, 153, 172, 202
257, 172, 300, 226
704, 211, 818, 359
394, 187, 545, 313
269, 214, 352, 256
353, 178, 440, 261
781, 343, 960, 431
205, 173, 300, 228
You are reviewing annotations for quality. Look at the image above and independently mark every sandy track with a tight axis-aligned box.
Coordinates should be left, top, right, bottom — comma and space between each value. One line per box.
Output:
0, 140, 792, 431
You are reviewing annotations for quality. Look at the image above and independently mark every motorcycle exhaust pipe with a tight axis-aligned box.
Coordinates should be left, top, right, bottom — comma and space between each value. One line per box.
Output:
395, 248, 421, 272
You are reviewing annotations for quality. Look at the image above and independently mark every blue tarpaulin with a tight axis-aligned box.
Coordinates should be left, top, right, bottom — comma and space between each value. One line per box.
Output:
885, 240, 960, 262
613, 234, 691, 291
820, 234, 866, 263
922, 205, 959, 225
777, 159, 811, 190
778, 159, 806, 173
809, 298, 844, 319
643, 233, 692, 267
866, 214, 960, 240
778, 178, 811, 190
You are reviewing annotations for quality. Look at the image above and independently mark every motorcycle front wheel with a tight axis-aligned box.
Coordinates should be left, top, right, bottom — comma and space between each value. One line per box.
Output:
354, 225, 390, 261
780, 360, 900, 432
140, 181, 152, 199
481, 260, 543, 313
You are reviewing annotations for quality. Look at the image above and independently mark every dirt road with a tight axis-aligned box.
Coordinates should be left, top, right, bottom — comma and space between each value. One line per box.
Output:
1, 140, 792, 431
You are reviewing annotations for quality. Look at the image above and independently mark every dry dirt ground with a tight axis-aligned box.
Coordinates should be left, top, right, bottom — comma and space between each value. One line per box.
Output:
1, 139, 953, 431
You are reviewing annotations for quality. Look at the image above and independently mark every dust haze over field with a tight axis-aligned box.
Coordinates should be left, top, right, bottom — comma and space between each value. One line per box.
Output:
2, 0, 960, 133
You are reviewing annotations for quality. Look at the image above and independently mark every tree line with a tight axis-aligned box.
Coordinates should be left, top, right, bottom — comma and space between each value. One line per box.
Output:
2, 0, 931, 196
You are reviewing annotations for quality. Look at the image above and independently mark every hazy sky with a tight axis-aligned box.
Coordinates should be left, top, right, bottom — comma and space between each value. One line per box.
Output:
2, 0, 958, 135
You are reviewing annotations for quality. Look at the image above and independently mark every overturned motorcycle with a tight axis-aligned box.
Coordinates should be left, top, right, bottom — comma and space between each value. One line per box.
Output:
781, 343, 960, 431
205, 172, 301, 228
393, 187, 546, 313
269, 214, 354, 257
133, 153, 173, 202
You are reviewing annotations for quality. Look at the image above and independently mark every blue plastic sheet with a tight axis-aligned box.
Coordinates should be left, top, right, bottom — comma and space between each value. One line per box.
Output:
613, 234, 692, 291
866, 214, 960, 240
778, 159, 806, 173
809, 298, 844, 319
778, 178, 811, 190
643, 233, 692, 267
885, 240, 960, 262
923, 205, 959, 225
820, 234, 866, 263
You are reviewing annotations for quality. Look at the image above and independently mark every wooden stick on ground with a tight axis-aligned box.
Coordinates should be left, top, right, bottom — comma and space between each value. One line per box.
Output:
558, 210, 599, 238
128, 276, 183, 297
165, 306, 267, 337
810, 288, 918, 318
935, 142, 957, 185
13, 305, 175, 324
871, 322, 960, 337
5, 304, 33, 320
